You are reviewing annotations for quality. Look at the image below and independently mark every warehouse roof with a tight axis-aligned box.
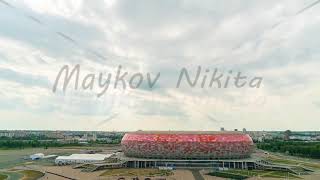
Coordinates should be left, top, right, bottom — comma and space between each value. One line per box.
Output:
56, 154, 112, 161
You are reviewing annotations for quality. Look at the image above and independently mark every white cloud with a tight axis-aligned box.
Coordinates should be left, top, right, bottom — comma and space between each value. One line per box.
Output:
0, 0, 319, 130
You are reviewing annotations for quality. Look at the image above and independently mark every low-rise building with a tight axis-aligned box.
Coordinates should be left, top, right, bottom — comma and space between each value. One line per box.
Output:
55, 154, 112, 165
30, 153, 45, 160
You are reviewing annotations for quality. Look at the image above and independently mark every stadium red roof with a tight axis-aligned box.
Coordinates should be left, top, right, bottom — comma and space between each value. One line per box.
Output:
121, 131, 254, 159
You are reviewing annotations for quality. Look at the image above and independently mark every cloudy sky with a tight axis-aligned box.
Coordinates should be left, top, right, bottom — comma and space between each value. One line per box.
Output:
0, 0, 319, 131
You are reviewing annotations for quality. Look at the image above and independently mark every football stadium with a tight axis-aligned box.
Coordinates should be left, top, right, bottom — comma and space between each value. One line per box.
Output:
119, 131, 259, 169
51, 131, 310, 174
122, 131, 253, 159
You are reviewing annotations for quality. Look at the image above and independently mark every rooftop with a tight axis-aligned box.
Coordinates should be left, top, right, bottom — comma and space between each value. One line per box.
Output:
56, 154, 112, 161
128, 130, 244, 135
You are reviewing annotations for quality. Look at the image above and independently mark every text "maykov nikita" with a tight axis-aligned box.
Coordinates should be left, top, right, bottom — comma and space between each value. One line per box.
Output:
52, 65, 263, 97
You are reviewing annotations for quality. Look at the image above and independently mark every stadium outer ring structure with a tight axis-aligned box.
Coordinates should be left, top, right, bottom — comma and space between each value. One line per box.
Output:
121, 131, 254, 160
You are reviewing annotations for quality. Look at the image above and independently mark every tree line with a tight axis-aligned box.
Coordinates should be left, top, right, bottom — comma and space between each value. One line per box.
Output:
0, 140, 79, 149
257, 140, 320, 159
0, 138, 122, 149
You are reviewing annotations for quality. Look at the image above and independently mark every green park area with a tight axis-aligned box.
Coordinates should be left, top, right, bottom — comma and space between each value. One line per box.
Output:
19, 170, 44, 180
267, 155, 320, 170
0, 170, 43, 180
208, 169, 301, 179
0, 174, 8, 180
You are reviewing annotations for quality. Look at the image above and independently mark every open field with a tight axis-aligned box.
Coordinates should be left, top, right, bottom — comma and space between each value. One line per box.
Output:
0, 145, 120, 179
227, 169, 301, 179
0, 171, 23, 180
0, 148, 76, 169
37, 166, 193, 180
0, 174, 7, 180
0, 145, 120, 169
0, 170, 44, 180
20, 170, 44, 180
267, 154, 320, 170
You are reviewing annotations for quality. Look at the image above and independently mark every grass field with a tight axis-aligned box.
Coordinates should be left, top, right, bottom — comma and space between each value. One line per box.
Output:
207, 171, 248, 179
267, 156, 320, 170
263, 171, 301, 178
100, 168, 173, 177
0, 171, 23, 180
20, 170, 44, 180
209, 169, 301, 179
0, 173, 8, 180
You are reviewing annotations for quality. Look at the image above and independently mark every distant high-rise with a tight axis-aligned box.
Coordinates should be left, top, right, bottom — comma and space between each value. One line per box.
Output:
92, 133, 97, 141
243, 128, 247, 133
220, 127, 225, 131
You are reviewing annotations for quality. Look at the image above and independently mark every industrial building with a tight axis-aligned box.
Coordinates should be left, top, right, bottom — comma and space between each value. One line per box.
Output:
55, 154, 112, 165
30, 153, 45, 160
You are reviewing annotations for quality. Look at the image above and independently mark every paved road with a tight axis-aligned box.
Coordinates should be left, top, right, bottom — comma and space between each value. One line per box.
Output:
190, 170, 205, 180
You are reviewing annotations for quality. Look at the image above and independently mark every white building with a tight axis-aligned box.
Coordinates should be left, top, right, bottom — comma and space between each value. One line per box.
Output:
30, 153, 57, 160
30, 153, 45, 160
55, 154, 112, 165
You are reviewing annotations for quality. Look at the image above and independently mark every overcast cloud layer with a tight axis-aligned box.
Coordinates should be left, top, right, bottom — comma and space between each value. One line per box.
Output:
0, 0, 319, 131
